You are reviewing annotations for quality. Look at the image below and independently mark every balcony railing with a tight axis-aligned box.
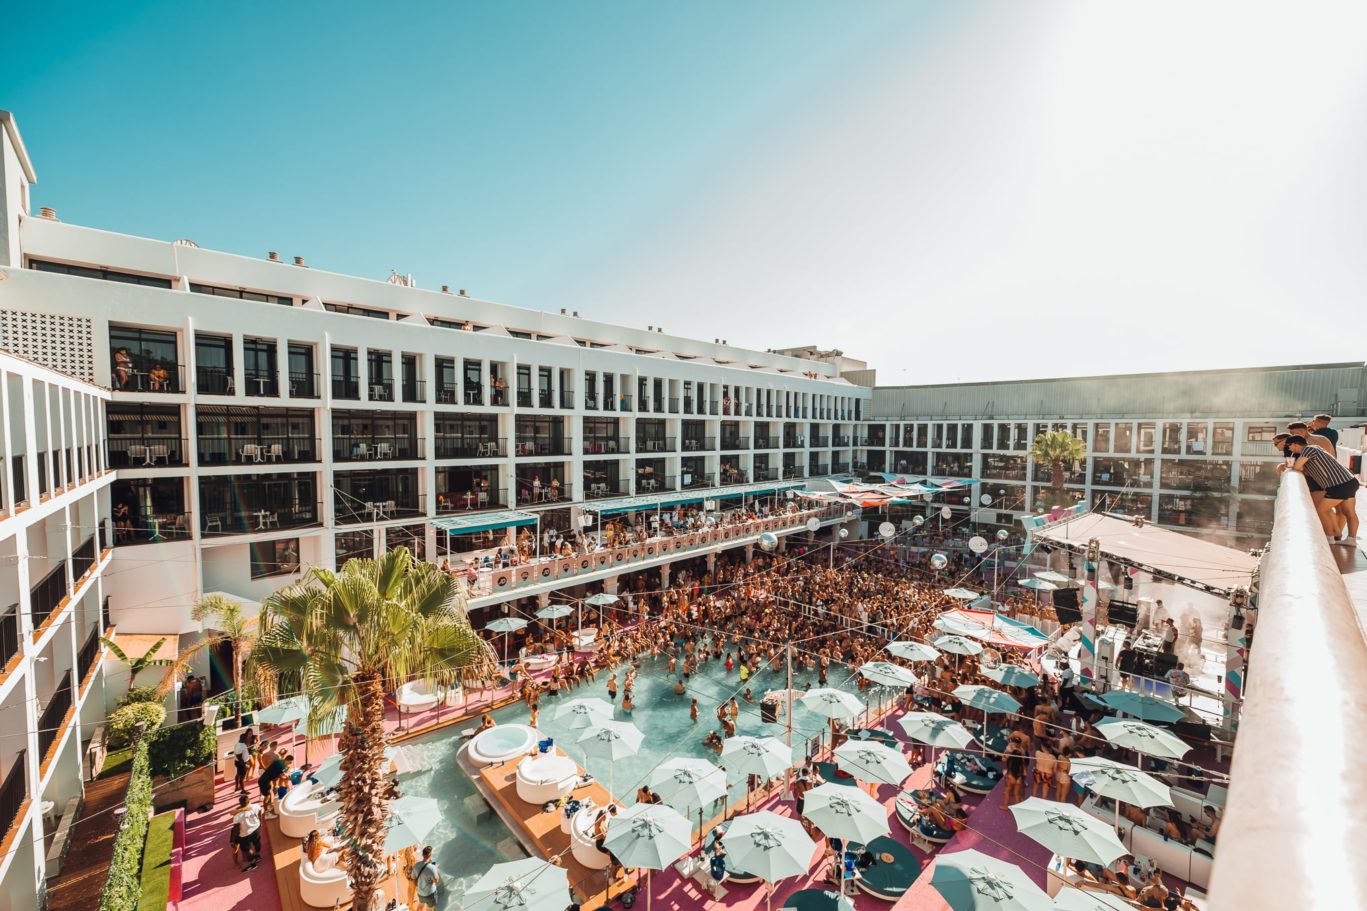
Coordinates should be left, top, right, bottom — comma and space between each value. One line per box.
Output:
782, 465, 806, 479
681, 473, 715, 489
71, 535, 97, 581
537, 390, 555, 409
212, 436, 321, 465
9, 456, 23, 508
811, 436, 831, 448
0, 605, 18, 670
109, 435, 187, 468
203, 505, 319, 536
583, 438, 629, 456
668, 397, 680, 414
332, 377, 361, 400
76, 625, 100, 686
721, 437, 750, 451
196, 366, 233, 395
1209, 472, 1367, 909
36, 672, 73, 761
560, 391, 576, 410
289, 372, 320, 398
434, 383, 463, 405
808, 463, 831, 476
0, 750, 26, 844
636, 437, 675, 454
491, 386, 509, 407
402, 380, 426, 404
332, 436, 424, 461
515, 483, 571, 505
116, 512, 193, 545
681, 437, 715, 452
514, 439, 573, 457
754, 437, 775, 450
335, 495, 425, 524
435, 437, 504, 459
117, 364, 185, 394
244, 370, 279, 397
368, 380, 395, 402
517, 391, 532, 408
635, 474, 674, 493
720, 471, 750, 486
585, 481, 630, 499
753, 468, 780, 481
29, 561, 68, 631
436, 489, 506, 513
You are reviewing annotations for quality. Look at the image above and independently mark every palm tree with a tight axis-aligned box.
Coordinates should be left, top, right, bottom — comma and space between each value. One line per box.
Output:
101, 635, 174, 682
251, 547, 495, 909
158, 594, 258, 727
1029, 429, 1087, 509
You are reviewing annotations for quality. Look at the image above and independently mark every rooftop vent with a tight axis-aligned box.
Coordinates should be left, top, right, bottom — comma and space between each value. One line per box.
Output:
293, 256, 307, 267
560, 308, 567, 315
459, 289, 468, 297
441, 285, 451, 294
387, 270, 415, 287
268, 251, 280, 262
38, 207, 58, 220
647, 325, 654, 331
572, 311, 580, 317
173, 238, 199, 247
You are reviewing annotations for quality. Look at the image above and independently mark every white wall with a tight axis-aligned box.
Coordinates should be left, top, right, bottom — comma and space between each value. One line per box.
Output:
105, 538, 199, 634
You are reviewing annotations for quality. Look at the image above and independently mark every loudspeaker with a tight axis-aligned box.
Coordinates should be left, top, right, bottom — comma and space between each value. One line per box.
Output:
761, 701, 779, 724
1107, 601, 1139, 627
1052, 587, 1083, 625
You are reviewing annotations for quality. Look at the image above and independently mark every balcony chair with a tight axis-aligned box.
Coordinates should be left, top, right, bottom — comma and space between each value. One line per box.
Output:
374, 442, 393, 459
265, 444, 283, 462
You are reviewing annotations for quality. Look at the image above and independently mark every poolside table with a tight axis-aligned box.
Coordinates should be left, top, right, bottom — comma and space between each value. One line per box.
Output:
853, 835, 922, 900
815, 761, 858, 787
782, 888, 850, 911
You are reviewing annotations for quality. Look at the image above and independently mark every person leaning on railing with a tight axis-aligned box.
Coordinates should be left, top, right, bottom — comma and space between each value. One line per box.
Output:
1281, 434, 1360, 546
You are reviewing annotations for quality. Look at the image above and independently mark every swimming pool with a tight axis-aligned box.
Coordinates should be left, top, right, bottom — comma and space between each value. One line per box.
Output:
399, 651, 880, 907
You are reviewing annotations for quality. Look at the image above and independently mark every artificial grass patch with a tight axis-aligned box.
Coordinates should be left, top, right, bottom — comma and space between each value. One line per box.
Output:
137, 811, 177, 911
100, 747, 133, 778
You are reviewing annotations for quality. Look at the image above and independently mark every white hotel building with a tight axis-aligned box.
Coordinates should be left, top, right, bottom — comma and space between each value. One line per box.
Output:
1, 105, 1366, 905
0, 112, 870, 639
0, 345, 112, 911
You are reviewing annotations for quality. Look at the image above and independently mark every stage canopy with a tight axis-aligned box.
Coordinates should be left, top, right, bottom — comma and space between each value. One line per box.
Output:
431, 509, 539, 535
1029, 511, 1258, 596
799, 476, 982, 507
579, 480, 806, 517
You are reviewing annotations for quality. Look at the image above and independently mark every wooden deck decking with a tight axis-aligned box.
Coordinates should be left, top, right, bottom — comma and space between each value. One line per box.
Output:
267, 814, 410, 911
478, 751, 638, 911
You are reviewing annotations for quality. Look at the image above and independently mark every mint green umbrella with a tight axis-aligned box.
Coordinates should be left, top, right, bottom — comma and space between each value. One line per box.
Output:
930, 850, 1053, 911
384, 794, 442, 854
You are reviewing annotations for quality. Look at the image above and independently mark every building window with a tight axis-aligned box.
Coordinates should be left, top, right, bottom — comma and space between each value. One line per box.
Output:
195, 333, 233, 394
323, 302, 390, 319
1212, 423, 1235, 456
190, 283, 291, 306
1185, 422, 1209, 455
111, 325, 181, 392
336, 530, 374, 564
33, 259, 172, 288
243, 338, 278, 396
1246, 424, 1279, 442
250, 538, 301, 579
1137, 422, 1155, 454
1161, 422, 1182, 455
1093, 423, 1111, 453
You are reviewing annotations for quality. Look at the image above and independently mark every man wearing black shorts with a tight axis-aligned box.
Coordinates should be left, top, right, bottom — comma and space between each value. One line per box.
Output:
1286, 436, 1359, 546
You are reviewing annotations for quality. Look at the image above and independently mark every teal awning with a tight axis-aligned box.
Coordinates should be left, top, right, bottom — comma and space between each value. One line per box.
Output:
431, 510, 539, 535
581, 480, 807, 517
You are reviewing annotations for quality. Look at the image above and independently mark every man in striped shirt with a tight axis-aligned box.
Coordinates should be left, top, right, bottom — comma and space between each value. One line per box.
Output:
1285, 436, 1359, 546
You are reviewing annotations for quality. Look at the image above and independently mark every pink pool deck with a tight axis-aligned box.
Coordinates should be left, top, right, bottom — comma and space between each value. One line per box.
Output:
178, 668, 545, 911
175, 656, 1226, 911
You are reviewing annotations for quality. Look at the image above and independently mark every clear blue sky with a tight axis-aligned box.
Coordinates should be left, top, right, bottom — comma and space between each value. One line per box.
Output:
7, 2, 1366, 381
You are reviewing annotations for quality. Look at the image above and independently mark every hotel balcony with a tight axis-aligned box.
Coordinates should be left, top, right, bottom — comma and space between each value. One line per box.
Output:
681, 437, 715, 453
199, 474, 321, 536
332, 435, 424, 462
720, 436, 750, 451
585, 480, 631, 500
583, 437, 629, 456
435, 437, 505, 459
436, 488, 506, 513
334, 493, 426, 524
202, 435, 322, 465
514, 438, 572, 458
113, 363, 185, 394
108, 434, 187, 468
636, 436, 675, 454
681, 473, 715, 490
289, 371, 321, 399
635, 474, 674, 493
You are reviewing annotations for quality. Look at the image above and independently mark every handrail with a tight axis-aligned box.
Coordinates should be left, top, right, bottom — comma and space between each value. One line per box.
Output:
1208, 472, 1367, 909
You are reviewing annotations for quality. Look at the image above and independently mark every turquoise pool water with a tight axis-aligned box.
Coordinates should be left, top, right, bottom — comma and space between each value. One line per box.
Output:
398, 651, 883, 906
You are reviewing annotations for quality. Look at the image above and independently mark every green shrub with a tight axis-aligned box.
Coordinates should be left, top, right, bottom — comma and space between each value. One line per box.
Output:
116, 686, 161, 709
98, 740, 152, 911
107, 702, 166, 748
147, 722, 216, 780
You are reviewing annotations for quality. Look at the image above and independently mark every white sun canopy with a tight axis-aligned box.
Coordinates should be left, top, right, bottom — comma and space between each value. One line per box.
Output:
1030, 511, 1258, 596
